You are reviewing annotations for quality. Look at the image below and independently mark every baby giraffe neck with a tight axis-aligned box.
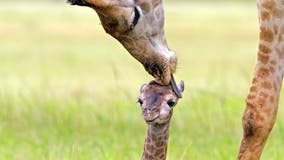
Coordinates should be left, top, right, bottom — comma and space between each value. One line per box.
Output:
142, 123, 170, 160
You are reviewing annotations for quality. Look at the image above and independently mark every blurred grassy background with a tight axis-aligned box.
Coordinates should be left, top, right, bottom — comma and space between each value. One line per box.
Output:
0, 1, 284, 160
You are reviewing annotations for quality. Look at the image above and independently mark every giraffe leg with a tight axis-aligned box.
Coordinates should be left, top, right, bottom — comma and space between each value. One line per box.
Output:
238, 103, 276, 160
238, 71, 283, 159
237, 0, 284, 158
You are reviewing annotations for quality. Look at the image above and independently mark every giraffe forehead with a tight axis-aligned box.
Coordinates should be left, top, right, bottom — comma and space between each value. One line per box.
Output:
146, 85, 172, 96
143, 85, 173, 106
146, 91, 163, 106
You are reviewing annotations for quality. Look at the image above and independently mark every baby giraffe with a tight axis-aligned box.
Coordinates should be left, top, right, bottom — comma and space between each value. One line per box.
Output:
138, 80, 184, 160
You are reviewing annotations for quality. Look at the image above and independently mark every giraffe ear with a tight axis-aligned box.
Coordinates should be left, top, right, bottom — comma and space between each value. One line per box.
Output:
140, 84, 147, 93
178, 80, 184, 93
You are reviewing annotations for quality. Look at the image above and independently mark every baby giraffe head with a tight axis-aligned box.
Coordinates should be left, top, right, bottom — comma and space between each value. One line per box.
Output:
138, 80, 184, 125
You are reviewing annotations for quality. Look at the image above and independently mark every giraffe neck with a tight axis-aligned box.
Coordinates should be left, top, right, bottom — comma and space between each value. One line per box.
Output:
142, 123, 170, 160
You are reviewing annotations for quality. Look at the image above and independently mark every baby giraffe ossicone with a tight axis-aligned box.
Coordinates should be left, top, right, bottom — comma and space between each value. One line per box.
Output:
138, 80, 184, 160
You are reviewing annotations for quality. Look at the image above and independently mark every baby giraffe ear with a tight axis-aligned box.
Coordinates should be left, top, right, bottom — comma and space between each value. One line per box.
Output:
140, 84, 147, 93
178, 80, 185, 93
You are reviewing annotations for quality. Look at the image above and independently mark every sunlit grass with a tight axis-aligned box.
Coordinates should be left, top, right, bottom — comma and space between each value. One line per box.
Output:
0, 1, 283, 159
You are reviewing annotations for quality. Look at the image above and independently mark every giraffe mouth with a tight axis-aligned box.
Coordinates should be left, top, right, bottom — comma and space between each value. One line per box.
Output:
144, 116, 159, 123
145, 116, 170, 125
145, 118, 156, 123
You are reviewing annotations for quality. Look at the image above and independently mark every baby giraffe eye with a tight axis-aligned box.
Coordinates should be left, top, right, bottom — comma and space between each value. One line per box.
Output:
137, 98, 143, 105
167, 99, 176, 107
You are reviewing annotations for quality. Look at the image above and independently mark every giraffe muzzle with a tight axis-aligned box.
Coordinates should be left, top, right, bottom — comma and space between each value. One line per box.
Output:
143, 113, 159, 123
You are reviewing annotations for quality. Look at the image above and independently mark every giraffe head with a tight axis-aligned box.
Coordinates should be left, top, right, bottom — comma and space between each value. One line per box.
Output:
138, 80, 184, 125
68, 0, 177, 85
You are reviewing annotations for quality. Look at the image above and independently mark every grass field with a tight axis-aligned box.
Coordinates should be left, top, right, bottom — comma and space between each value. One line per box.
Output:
0, 1, 284, 160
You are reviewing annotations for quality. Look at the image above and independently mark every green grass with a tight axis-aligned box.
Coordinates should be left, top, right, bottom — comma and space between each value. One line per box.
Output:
0, 1, 284, 159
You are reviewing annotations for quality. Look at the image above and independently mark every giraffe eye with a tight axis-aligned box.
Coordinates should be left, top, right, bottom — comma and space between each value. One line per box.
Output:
130, 6, 140, 29
167, 99, 176, 107
137, 98, 143, 105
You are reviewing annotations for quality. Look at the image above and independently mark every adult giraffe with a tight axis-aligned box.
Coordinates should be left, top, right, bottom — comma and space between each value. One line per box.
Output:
68, 0, 284, 159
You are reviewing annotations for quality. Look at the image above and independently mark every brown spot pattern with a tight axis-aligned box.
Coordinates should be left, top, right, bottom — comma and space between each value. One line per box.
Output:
258, 52, 270, 64
261, 81, 272, 90
159, 153, 165, 159
155, 148, 163, 156
148, 155, 154, 159
259, 44, 272, 54
260, 27, 274, 42
252, 78, 258, 84
257, 68, 270, 78
260, 11, 270, 21
155, 141, 164, 147
140, 2, 151, 13
250, 86, 258, 92
247, 94, 256, 100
